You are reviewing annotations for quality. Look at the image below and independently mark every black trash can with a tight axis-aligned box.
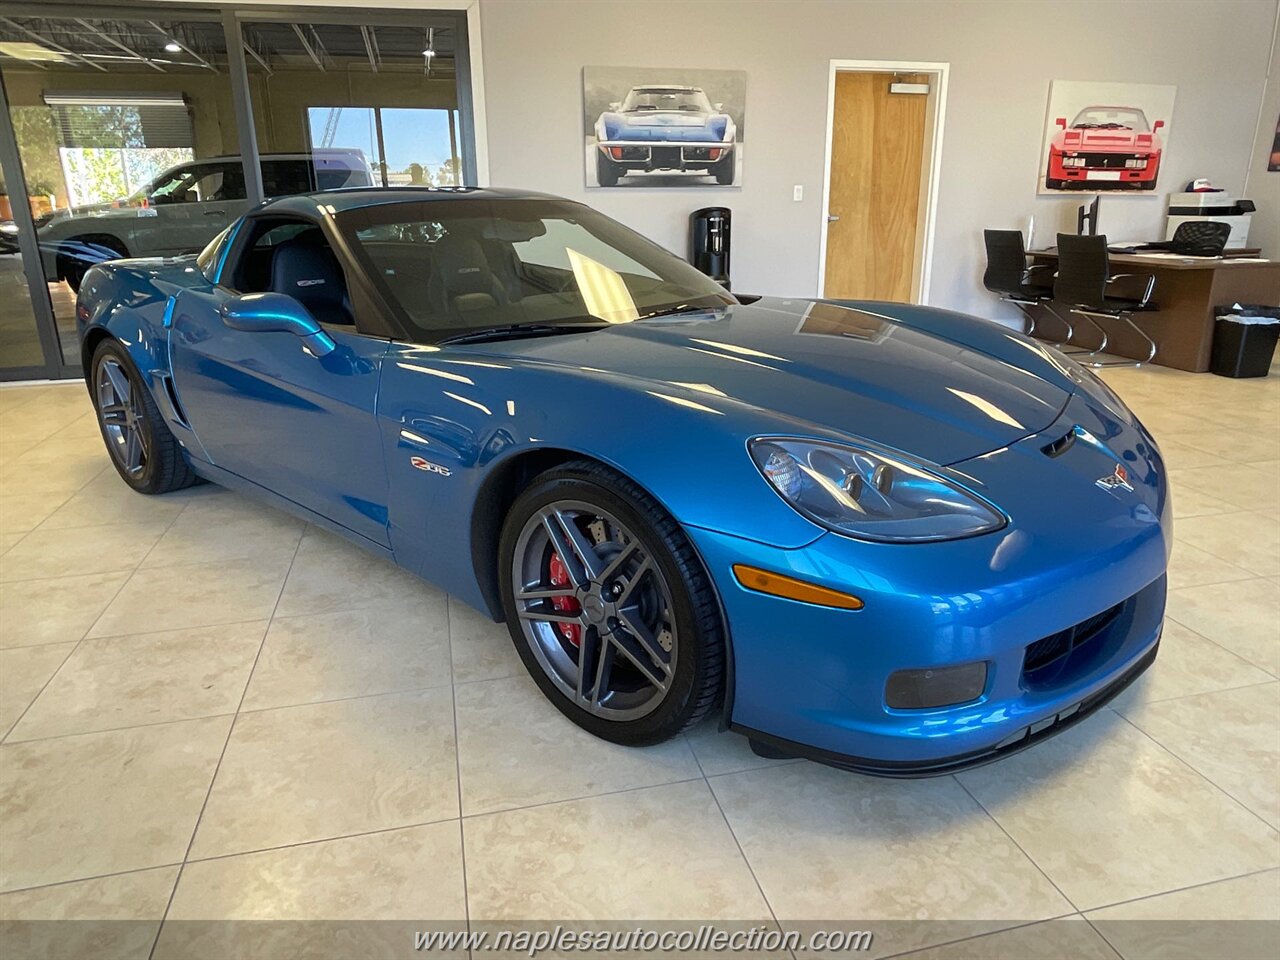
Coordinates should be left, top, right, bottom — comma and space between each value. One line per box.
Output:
1210, 305, 1280, 378
689, 207, 731, 289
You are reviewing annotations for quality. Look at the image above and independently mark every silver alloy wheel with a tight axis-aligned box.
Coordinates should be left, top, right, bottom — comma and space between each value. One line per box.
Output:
95, 356, 149, 478
512, 499, 678, 720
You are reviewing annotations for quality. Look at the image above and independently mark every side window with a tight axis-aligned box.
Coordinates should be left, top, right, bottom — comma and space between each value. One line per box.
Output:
189, 163, 247, 202
262, 161, 316, 197
228, 218, 354, 327
149, 168, 199, 204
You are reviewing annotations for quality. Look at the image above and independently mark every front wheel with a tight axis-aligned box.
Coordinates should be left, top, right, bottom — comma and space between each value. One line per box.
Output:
498, 460, 724, 745
90, 339, 198, 495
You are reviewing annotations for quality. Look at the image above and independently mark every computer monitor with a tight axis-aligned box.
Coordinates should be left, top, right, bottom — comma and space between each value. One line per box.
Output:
1077, 195, 1100, 236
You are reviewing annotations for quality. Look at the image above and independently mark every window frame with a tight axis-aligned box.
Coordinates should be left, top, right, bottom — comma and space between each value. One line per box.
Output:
216, 209, 399, 340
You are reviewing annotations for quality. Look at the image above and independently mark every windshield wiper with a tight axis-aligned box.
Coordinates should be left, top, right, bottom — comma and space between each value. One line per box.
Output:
437, 321, 609, 346
637, 304, 721, 321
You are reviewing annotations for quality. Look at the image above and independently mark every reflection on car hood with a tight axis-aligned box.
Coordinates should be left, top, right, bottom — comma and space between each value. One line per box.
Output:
465, 298, 1072, 466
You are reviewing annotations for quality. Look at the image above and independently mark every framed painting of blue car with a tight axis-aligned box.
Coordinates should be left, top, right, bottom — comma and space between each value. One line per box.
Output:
584, 66, 746, 188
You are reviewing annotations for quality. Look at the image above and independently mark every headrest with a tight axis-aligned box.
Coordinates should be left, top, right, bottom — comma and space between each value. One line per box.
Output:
434, 232, 496, 298
271, 235, 345, 308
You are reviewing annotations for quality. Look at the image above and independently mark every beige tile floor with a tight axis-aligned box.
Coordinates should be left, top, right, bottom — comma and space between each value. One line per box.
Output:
0, 364, 1277, 960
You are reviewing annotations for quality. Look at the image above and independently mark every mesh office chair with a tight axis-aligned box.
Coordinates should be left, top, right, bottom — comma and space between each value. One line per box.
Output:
1054, 233, 1158, 367
982, 229, 1067, 338
1167, 220, 1232, 257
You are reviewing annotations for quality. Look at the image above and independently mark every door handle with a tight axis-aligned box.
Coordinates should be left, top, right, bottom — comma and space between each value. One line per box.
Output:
203, 210, 227, 217
826, 214, 841, 223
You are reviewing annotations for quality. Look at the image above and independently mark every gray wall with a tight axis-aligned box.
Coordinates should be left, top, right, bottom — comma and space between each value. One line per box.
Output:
477, 0, 1279, 319
1244, 21, 1280, 261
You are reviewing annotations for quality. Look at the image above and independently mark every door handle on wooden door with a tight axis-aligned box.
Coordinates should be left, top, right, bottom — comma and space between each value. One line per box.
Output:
826, 214, 841, 223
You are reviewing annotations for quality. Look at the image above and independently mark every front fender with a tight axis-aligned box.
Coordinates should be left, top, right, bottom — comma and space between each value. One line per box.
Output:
378, 345, 826, 611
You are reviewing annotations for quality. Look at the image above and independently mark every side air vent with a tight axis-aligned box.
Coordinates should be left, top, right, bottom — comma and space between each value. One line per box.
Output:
160, 374, 190, 428
1041, 429, 1077, 458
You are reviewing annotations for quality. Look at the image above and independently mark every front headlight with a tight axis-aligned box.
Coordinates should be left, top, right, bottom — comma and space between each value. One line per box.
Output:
748, 438, 1007, 543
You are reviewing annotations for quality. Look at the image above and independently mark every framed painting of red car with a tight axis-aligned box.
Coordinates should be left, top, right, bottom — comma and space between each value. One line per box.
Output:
1039, 80, 1176, 195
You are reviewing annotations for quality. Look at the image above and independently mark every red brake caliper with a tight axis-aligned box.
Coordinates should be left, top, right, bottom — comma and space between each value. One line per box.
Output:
548, 552, 582, 647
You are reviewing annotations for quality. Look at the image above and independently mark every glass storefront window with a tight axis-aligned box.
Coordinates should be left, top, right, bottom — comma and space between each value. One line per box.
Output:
0, 6, 474, 380
1, 14, 239, 366
243, 19, 464, 196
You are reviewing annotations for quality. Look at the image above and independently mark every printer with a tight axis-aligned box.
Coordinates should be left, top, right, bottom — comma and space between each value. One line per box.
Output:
1164, 192, 1256, 249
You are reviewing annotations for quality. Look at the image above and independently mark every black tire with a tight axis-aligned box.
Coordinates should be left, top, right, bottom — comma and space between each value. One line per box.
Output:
596, 152, 622, 187
59, 236, 127, 293
89, 339, 198, 495
714, 155, 735, 185
498, 460, 725, 745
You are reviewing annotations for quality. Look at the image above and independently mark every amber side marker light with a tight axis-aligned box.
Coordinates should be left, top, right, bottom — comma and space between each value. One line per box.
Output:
731, 564, 864, 610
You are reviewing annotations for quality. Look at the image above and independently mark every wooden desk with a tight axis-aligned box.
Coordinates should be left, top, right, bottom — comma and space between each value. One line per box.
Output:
1027, 250, 1280, 372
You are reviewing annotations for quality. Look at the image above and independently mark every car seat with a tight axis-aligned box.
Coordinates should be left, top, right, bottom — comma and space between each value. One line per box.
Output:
270, 234, 354, 325
429, 230, 510, 315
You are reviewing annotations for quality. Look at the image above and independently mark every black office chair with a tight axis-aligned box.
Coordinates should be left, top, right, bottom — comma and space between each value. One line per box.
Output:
1054, 233, 1158, 367
1167, 220, 1232, 257
982, 229, 1066, 338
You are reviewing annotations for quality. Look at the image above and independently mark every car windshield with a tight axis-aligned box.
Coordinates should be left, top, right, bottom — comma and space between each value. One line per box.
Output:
1070, 106, 1149, 131
336, 197, 734, 340
621, 88, 713, 113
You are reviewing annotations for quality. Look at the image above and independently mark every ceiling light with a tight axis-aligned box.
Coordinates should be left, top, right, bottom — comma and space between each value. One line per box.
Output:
164, 41, 182, 53
0, 41, 67, 62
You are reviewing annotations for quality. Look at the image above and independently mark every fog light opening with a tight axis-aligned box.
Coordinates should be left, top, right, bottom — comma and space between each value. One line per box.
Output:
886, 662, 988, 710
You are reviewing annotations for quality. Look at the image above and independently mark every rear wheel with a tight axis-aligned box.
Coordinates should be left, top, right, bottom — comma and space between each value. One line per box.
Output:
713, 154, 735, 185
498, 461, 724, 745
90, 339, 198, 495
596, 151, 622, 187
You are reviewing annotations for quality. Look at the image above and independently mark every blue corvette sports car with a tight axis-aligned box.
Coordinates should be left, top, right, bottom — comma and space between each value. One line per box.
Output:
593, 85, 737, 186
77, 187, 1169, 775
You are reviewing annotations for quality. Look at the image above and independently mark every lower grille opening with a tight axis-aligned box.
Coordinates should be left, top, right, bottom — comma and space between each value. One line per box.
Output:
1022, 599, 1125, 687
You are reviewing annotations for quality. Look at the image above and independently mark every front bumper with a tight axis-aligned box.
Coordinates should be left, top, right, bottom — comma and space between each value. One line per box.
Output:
689, 390, 1171, 774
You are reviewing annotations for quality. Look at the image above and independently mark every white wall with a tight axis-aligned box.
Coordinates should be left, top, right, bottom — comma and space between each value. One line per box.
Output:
476, 0, 1279, 319
1244, 12, 1280, 260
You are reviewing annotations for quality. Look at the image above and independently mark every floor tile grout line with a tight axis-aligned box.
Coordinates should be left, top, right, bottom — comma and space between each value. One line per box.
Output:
443, 596, 473, 954
1079, 913, 1127, 960
874, 912, 1108, 960
1163, 609, 1279, 680
0, 862, 186, 900
1104, 706, 1280, 834
950, 773, 1085, 915
1075, 863, 1280, 917
0, 489, 189, 746
462, 775, 709, 822
146, 531, 304, 960
0, 462, 109, 557
688, 742, 796, 960
1113, 676, 1278, 712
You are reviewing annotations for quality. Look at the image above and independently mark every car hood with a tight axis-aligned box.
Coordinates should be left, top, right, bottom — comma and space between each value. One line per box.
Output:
1057, 128, 1160, 151
462, 298, 1071, 466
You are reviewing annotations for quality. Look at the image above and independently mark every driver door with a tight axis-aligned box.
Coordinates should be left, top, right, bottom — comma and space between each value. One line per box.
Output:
169, 216, 392, 547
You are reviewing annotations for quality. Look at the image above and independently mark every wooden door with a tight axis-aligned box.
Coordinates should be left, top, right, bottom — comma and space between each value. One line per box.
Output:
823, 72, 928, 301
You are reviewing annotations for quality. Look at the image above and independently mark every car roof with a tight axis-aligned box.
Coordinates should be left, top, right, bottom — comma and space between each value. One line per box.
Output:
632, 85, 699, 92
257, 186, 567, 215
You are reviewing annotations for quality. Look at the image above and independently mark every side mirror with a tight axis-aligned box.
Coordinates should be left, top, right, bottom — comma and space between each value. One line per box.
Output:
608, 101, 621, 111
714, 102, 724, 112
220, 292, 336, 357
1055, 117, 1067, 130
1152, 119, 1165, 131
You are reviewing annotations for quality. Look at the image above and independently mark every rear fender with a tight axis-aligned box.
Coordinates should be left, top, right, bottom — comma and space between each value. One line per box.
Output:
77, 258, 214, 460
